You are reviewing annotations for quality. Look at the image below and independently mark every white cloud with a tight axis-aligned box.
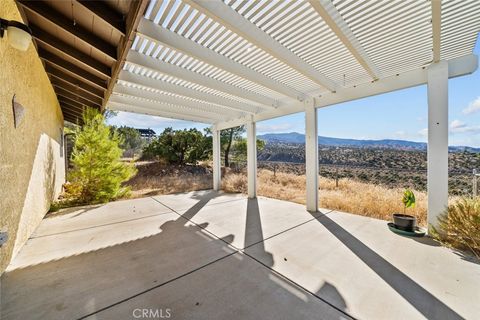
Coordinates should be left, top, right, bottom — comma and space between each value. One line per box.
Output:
416, 116, 426, 122
393, 130, 406, 138
449, 119, 480, 133
462, 97, 480, 115
449, 119, 467, 130
418, 128, 428, 138
256, 122, 295, 133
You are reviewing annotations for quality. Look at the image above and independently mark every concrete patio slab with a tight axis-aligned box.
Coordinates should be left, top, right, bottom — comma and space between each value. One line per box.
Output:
176, 195, 328, 249
2, 193, 478, 320
151, 189, 246, 212
245, 210, 480, 320
33, 197, 172, 237
86, 253, 351, 320
2, 211, 236, 319
7, 211, 180, 270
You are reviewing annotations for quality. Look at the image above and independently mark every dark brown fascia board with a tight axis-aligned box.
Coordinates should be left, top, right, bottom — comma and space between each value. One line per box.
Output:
103, 0, 150, 111
77, 0, 126, 35
38, 47, 108, 89
30, 24, 112, 77
45, 63, 105, 98
18, 0, 117, 59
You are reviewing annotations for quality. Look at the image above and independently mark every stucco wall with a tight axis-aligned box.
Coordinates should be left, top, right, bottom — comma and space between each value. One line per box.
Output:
0, 0, 65, 274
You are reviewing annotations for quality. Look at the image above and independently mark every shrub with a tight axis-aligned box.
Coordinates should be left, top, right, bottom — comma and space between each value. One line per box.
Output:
142, 127, 211, 164
432, 197, 480, 259
66, 108, 137, 204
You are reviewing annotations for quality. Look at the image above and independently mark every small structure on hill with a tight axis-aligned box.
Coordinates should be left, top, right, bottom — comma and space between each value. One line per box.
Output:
135, 128, 156, 141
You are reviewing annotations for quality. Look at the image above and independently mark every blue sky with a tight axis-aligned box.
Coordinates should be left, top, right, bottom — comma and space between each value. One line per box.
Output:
109, 35, 480, 147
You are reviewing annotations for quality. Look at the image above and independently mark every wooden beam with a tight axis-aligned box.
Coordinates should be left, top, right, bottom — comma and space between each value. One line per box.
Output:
38, 47, 108, 89
308, 0, 381, 80
62, 113, 81, 124
432, 0, 442, 62
18, 0, 117, 59
119, 70, 257, 114
51, 78, 103, 106
186, 0, 338, 92
60, 106, 84, 123
45, 63, 105, 98
103, 0, 150, 111
58, 97, 87, 113
54, 86, 101, 109
61, 106, 83, 118
215, 54, 478, 130
138, 19, 305, 101
77, 0, 126, 34
30, 24, 111, 77
108, 101, 216, 124
126, 50, 278, 109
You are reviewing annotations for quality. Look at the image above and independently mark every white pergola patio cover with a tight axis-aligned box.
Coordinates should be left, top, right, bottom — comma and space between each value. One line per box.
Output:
106, 0, 480, 229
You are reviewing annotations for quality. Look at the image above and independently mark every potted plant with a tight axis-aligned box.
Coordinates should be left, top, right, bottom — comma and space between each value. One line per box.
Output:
392, 189, 417, 232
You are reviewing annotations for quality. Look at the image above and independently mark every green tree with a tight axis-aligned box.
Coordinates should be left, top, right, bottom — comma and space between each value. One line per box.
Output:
114, 126, 145, 155
67, 108, 137, 203
205, 126, 246, 166
230, 138, 265, 162
142, 127, 210, 164
221, 126, 245, 167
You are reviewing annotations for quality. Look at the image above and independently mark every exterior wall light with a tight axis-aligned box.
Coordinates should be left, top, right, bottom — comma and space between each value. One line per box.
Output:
0, 18, 32, 51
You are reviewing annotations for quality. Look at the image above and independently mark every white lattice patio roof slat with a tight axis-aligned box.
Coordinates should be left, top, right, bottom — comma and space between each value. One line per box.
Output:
109, 101, 217, 123
125, 51, 278, 108
110, 94, 228, 121
137, 18, 306, 100
107, 0, 479, 126
114, 84, 245, 118
118, 69, 260, 114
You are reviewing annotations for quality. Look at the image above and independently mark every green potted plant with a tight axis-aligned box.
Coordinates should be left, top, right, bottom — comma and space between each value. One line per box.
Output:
392, 189, 417, 232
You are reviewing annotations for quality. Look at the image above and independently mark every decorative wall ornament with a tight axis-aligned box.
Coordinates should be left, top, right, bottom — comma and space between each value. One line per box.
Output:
12, 94, 25, 128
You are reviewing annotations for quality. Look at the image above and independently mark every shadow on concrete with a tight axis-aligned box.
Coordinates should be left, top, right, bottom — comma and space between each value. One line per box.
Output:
316, 282, 348, 315
242, 198, 349, 318
315, 214, 463, 320
410, 235, 442, 247
2, 192, 352, 320
453, 250, 480, 265
244, 198, 273, 266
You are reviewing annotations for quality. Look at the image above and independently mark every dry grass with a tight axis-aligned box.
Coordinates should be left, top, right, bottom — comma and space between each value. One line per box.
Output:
223, 169, 429, 226
126, 162, 462, 227
129, 175, 212, 197
126, 161, 212, 197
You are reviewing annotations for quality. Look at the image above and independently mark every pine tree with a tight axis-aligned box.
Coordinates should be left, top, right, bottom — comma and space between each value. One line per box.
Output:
67, 108, 136, 203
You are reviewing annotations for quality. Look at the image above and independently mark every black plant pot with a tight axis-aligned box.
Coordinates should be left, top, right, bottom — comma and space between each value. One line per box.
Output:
392, 213, 417, 232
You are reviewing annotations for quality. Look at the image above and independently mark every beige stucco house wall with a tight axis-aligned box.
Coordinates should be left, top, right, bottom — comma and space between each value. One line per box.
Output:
0, 0, 65, 274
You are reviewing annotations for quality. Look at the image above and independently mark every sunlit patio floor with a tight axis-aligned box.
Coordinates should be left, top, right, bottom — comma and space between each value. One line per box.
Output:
2, 191, 478, 320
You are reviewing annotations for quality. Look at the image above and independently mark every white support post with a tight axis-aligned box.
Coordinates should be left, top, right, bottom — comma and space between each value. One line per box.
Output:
247, 120, 257, 198
212, 127, 221, 191
305, 98, 318, 212
427, 61, 449, 230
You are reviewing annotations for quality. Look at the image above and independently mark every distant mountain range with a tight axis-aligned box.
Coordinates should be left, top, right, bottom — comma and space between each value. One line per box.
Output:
258, 132, 480, 153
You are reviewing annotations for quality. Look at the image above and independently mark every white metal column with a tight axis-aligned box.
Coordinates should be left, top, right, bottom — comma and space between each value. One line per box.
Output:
427, 61, 449, 230
305, 98, 318, 212
212, 127, 221, 191
247, 120, 257, 198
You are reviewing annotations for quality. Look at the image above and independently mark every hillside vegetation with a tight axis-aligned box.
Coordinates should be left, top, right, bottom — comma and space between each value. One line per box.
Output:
258, 143, 479, 196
